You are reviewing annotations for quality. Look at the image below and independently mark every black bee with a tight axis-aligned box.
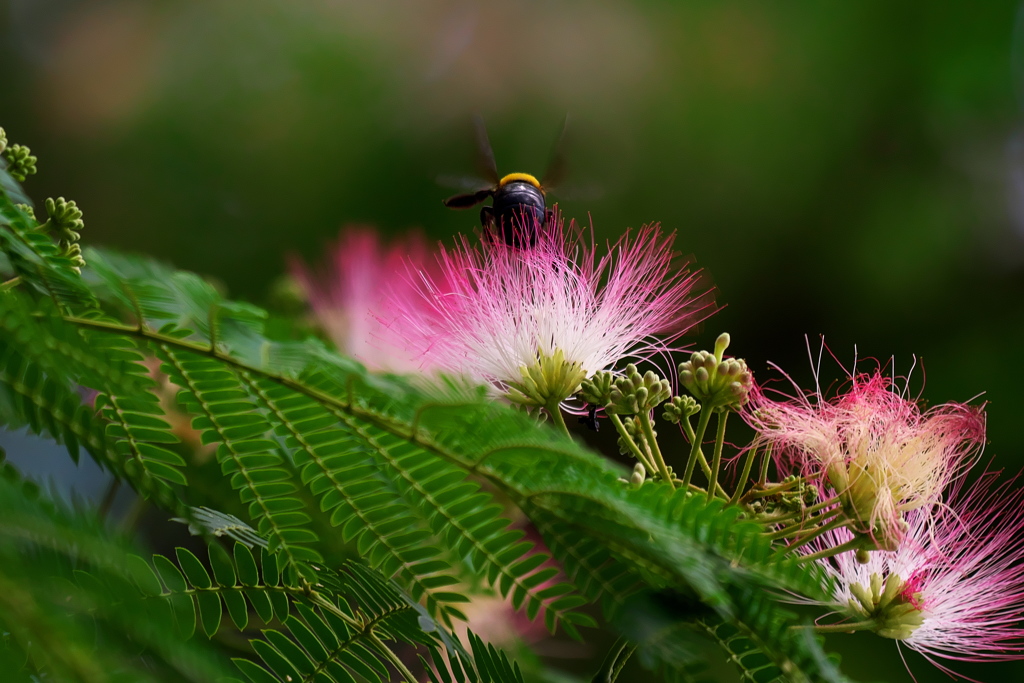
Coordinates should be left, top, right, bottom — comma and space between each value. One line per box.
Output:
443, 116, 568, 248
577, 405, 600, 432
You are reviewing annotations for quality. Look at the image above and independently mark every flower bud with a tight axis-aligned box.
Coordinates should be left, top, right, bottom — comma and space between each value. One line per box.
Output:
678, 332, 752, 409
2, 142, 38, 183
607, 364, 671, 415
630, 462, 646, 488
579, 371, 614, 407
662, 395, 700, 424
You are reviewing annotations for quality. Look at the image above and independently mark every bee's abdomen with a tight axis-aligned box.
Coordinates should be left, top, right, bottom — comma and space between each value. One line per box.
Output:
491, 182, 547, 246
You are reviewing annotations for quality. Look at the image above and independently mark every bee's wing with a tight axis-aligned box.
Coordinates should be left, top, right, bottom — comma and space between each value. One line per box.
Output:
540, 113, 571, 191
443, 188, 493, 209
472, 114, 501, 185
435, 173, 493, 191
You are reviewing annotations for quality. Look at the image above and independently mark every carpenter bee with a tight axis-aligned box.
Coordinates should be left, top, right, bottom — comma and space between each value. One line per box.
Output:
443, 115, 568, 248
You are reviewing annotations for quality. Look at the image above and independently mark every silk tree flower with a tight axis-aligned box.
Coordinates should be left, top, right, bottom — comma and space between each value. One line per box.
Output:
388, 216, 717, 411
289, 227, 444, 374
804, 471, 1024, 675
747, 368, 985, 549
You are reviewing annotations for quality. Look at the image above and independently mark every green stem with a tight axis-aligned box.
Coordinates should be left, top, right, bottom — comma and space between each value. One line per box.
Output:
368, 633, 419, 683
679, 409, 728, 498
758, 441, 773, 486
608, 413, 657, 475
545, 403, 571, 437
782, 515, 852, 552
741, 477, 801, 503
769, 510, 842, 540
798, 536, 864, 564
806, 619, 877, 634
0, 276, 22, 292
730, 443, 759, 505
761, 496, 842, 525
637, 410, 673, 488
591, 637, 636, 683
706, 410, 729, 502
680, 407, 713, 490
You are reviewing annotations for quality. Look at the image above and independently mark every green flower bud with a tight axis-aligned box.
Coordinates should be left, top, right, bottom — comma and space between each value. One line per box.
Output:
42, 197, 87, 272
629, 462, 646, 488
662, 395, 700, 424
607, 364, 671, 415
580, 371, 614, 407
3, 143, 38, 183
678, 333, 753, 409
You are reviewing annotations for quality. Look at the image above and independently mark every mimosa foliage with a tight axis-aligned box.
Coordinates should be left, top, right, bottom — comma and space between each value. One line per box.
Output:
0, 151, 854, 682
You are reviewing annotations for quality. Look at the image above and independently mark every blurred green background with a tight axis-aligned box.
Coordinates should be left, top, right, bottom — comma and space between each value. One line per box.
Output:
3, 0, 1024, 680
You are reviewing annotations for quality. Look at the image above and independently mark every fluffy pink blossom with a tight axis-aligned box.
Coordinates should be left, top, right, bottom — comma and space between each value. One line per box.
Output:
387, 215, 717, 397
807, 471, 1024, 675
289, 227, 443, 373
747, 367, 985, 547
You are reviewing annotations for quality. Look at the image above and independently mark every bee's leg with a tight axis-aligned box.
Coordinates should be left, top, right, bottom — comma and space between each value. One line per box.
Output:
479, 206, 495, 229
544, 207, 554, 226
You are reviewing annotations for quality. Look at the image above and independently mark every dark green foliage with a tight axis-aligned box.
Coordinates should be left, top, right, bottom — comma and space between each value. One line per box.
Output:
0, 150, 861, 682
0, 475, 235, 682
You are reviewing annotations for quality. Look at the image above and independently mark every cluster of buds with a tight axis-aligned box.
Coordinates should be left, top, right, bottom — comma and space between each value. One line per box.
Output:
42, 197, 86, 272
748, 475, 819, 516
662, 395, 700, 424
0, 128, 38, 183
579, 371, 613, 408
606, 364, 671, 415
506, 348, 587, 409
679, 333, 752, 409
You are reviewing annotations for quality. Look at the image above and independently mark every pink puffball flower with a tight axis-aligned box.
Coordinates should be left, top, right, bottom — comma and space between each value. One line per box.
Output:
806, 471, 1024, 676
747, 368, 985, 549
388, 216, 717, 408
289, 227, 443, 374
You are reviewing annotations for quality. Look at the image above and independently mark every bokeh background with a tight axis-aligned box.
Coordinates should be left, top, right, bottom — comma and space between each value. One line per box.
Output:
3, 0, 1024, 680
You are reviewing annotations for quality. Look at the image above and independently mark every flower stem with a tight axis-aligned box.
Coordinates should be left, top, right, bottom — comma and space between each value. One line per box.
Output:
769, 509, 842, 541
758, 441, 773, 486
761, 496, 841, 526
806, 619, 877, 634
681, 406, 713, 490
0, 276, 21, 292
730, 443, 759, 505
741, 477, 801, 503
707, 410, 729, 502
609, 413, 657, 476
545, 403, 571, 437
779, 514, 849, 551
679, 409, 728, 497
637, 410, 674, 488
796, 532, 864, 563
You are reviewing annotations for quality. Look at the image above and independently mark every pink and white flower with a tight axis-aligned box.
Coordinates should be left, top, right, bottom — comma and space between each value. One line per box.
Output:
748, 367, 985, 547
808, 471, 1024, 675
289, 227, 443, 374
387, 216, 717, 406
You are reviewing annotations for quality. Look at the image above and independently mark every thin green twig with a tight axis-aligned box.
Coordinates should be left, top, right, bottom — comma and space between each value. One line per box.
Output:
707, 409, 729, 502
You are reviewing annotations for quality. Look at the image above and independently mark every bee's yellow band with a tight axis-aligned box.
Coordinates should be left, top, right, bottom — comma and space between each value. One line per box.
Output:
498, 172, 543, 191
